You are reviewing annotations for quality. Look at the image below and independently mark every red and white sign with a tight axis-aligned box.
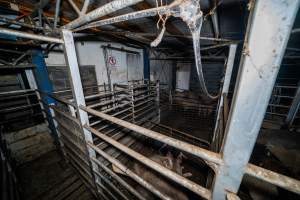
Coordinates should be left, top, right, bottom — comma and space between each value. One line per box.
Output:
108, 55, 117, 67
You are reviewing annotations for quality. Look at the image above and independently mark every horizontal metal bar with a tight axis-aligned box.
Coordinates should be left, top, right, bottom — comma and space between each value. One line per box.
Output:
150, 121, 210, 146
88, 142, 171, 200
81, 106, 222, 165
0, 64, 36, 69
0, 93, 37, 101
91, 108, 132, 128
149, 56, 226, 61
52, 95, 76, 107
51, 105, 80, 125
274, 85, 298, 89
0, 28, 63, 43
88, 102, 132, 119
0, 103, 40, 113
86, 126, 212, 199
272, 95, 294, 99
226, 192, 240, 200
91, 157, 146, 200
268, 104, 290, 109
101, 45, 140, 54
245, 164, 300, 195
87, 97, 127, 108
83, 89, 127, 100
103, 31, 233, 42
265, 112, 287, 117
0, 89, 35, 96
95, 112, 151, 150
0, 16, 44, 31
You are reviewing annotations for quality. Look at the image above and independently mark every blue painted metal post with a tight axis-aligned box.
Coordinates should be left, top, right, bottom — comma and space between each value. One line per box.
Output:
143, 48, 150, 81
31, 49, 58, 140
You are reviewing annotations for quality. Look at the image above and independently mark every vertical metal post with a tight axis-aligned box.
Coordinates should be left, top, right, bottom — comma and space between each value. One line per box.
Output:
212, 0, 300, 199
130, 83, 135, 123
212, 44, 237, 151
103, 47, 113, 91
61, 29, 100, 193
156, 80, 160, 123
285, 83, 300, 128
54, 0, 61, 28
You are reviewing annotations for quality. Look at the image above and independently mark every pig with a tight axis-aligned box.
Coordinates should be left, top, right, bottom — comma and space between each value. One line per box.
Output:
132, 151, 191, 200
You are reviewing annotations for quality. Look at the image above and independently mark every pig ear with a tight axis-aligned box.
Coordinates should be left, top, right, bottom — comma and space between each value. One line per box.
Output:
163, 157, 173, 169
165, 152, 174, 169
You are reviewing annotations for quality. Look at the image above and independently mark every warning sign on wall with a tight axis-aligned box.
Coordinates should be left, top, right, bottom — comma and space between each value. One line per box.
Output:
107, 55, 118, 68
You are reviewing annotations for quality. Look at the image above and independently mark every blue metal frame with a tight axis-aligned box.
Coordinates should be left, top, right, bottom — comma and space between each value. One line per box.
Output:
143, 48, 150, 80
32, 49, 57, 139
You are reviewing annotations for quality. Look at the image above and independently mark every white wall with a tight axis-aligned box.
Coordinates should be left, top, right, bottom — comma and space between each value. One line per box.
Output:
45, 41, 144, 85
176, 62, 191, 91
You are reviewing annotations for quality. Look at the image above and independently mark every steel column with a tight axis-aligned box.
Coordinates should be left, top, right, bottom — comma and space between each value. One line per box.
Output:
54, 0, 61, 28
212, 0, 300, 199
61, 29, 100, 194
212, 44, 237, 151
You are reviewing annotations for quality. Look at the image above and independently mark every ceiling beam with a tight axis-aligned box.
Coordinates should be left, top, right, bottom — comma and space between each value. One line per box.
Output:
132, 1, 190, 47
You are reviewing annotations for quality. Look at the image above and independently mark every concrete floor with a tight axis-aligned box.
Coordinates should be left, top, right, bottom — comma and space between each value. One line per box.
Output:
16, 149, 95, 200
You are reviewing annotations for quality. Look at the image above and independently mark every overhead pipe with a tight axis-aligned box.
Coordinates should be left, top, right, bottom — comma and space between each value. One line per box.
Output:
54, 0, 61, 28
81, 0, 90, 14
0, 17, 44, 31
67, 0, 81, 16
74, 4, 175, 31
63, 0, 143, 30
0, 27, 63, 43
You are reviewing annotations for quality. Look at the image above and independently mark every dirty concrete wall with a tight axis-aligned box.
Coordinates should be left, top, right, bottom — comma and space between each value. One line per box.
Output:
47, 65, 98, 94
150, 60, 174, 89
190, 62, 225, 94
150, 59, 224, 94
45, 42, 144, 85
149, 50, 174, 90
